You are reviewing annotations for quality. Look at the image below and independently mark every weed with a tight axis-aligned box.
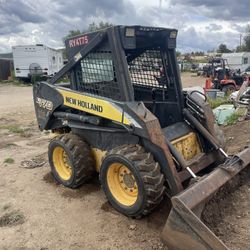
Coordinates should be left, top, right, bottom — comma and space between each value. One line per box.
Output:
13, 81, 31, 87
0, 210, 25, 227
207, 97, 231, 109
8, 125, 26, 134
0, 125, 28, 135
4, 158, 14, 164
5, 142, 17, 147
225, 113, 241, 125
0, 79, 29, 86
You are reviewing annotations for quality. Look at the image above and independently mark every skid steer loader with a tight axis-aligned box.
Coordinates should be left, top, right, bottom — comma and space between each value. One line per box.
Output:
33, 25, 250, 249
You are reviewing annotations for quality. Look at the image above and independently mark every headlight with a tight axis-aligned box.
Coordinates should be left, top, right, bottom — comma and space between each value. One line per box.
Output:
125, 27, 135, 37
170, 30, 177, 39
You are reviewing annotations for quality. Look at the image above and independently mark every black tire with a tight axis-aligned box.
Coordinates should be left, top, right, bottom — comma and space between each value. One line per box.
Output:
48, 133, 95, 188
222, 84, 235, 95
100, 144, 165, 218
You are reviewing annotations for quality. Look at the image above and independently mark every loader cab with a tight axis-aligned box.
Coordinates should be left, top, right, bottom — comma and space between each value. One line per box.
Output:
122, 27, 184, 127
64, 26, 184, 127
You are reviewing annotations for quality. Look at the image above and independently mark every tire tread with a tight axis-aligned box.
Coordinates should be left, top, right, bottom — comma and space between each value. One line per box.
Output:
49, 133, 94, 188
107, 144, 165, 217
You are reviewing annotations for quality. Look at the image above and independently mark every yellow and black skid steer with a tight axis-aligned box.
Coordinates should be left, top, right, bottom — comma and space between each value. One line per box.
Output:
33, 25, 250, 249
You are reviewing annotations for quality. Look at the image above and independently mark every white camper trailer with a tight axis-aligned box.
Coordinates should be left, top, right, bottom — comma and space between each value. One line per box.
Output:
12, 44, 63, 79
222, 52, 250, 71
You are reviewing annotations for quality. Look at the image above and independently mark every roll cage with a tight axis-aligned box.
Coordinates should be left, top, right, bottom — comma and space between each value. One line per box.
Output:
49, 25, 184, 127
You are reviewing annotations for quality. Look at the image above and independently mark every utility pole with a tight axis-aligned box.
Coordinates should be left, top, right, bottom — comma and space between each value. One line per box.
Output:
240, 33, 242, 48
159, 0, 162, 8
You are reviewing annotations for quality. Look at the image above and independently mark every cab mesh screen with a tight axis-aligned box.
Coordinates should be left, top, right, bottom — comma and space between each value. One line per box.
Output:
127, 50, 167, 89
76, 51, 121, 100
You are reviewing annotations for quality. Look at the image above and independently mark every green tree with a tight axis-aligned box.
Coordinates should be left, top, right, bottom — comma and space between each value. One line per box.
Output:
236, 45, 246, 52
63, 29, 81, 41
63, 22, 113, 42
195, 51, 204, 56
62, 22, 113, 59
217, 43, 231, 53
87, 21, 113, 32
176, 51, 181, 57
234, 25, 250, 52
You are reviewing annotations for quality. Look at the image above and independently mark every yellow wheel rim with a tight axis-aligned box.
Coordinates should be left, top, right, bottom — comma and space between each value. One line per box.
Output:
107, 163, 138, 206
52, 146, 72, 181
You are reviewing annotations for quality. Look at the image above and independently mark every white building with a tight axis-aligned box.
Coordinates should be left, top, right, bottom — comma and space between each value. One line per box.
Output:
12, 44, 63, 79
222, 52, 250, 70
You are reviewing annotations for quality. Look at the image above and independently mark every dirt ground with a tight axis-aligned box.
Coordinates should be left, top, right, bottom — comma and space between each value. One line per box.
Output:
202, 120, 250, 250
181, 72, 204, 88
0, 77, 250, 250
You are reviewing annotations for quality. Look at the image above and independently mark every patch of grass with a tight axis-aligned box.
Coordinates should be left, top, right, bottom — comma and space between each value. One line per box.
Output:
0, 79, 27, 86
0, 77, 31, 86
0, 80, 11, 85
57, 76, 69, 83
11, 70, 16, 80
193, 59, 208, 63
8, 125, 26, 134
0, 210, 25, 227
207, 97, 231, 109
12, 81, 31, 87
5, 142, 17, 147
0, 125, 28, 135
225, 113, 241, 125
4, 158, 14, 164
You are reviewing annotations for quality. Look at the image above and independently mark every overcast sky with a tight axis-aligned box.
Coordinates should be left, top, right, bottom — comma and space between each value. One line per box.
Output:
0, 0, 249, 53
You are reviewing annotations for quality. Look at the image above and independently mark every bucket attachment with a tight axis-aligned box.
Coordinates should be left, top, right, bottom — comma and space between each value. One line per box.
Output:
162, 147, 250, 250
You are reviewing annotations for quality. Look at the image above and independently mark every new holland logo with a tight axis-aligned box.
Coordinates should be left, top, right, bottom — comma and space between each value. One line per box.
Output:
65, 97, 103, 113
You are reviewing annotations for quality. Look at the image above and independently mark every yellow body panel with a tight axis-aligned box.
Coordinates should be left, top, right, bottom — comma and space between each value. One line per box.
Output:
171, 132, 201, 160
91, 148, 107, 172
91, 148, 138, 206
58, 88, 131, 125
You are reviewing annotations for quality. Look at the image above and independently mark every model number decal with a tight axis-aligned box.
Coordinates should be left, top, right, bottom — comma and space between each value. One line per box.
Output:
36, 97, 53, 111
65, 97, 103, 113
